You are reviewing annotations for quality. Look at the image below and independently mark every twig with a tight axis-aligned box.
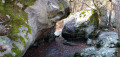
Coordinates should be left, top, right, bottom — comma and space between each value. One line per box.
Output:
80, 1, 94, 9
93, 0, 101, 16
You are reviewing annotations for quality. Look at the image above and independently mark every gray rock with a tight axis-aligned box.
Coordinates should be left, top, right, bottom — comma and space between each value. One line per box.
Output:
71, 32, 118, 57
0, 0, 70, 57
62, 9, 99, 41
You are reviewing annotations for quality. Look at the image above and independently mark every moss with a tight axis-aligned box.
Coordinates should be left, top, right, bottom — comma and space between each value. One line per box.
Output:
19, 0, 36, 6
113, 42, 120, 48
7, 34, 19, 41
80, 9, 91, 16
11, 43, 21, 57
0, 0, 36, 40
87, 9, 99, 28
80, 11, 85, 16
20, 36, 26, 47
79, 23, 88, 28
74, 52, 83, 57
96, 40, 103, 49
78, 9, 99, 28
59, 3, 63, 10
5, 53, 14, 57
88, 30, 100, 39
68, 13, 74, 17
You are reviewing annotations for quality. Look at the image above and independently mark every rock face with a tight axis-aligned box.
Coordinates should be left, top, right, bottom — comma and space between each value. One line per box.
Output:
70, 32, 119, 57
62, 9, 99, 41
0, 0, 70, 57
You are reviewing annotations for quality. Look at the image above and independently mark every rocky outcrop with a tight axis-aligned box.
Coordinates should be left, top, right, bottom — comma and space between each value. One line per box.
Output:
0, 0, 70, 57
69, 32, 119, 57
62, 9, 99, 41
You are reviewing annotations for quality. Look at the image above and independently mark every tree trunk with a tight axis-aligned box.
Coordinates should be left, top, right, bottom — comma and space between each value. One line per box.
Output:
108, 1, 112, 27
113, 0, 120, 57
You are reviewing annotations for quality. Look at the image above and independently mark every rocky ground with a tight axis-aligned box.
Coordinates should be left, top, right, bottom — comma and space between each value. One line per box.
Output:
23, 37, 89, 57
23, 28, 119, 57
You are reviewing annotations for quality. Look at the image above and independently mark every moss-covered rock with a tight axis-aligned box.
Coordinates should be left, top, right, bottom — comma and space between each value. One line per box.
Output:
62, 9, 99, 41
0, 0, 70, 57
0, 0, 35, 56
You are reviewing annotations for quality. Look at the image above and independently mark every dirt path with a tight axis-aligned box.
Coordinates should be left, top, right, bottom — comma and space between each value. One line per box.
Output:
23, 37, 89, 57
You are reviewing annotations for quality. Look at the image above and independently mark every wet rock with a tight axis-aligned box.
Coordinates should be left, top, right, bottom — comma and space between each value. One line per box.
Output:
62, 9, 99, 41
70, 32, 118, 57
0, 0, 70, 57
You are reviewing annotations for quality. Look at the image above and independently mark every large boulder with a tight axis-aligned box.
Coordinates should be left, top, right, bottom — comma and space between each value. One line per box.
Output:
62, 9, 99, 41
0, 0, 70, 57
70, 32, 119, 57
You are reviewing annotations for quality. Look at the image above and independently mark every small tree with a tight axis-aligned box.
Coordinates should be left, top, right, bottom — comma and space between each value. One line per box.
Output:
108, 0, 112, 27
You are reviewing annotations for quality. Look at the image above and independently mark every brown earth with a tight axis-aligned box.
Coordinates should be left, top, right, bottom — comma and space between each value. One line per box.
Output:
23, 37, 89, 57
